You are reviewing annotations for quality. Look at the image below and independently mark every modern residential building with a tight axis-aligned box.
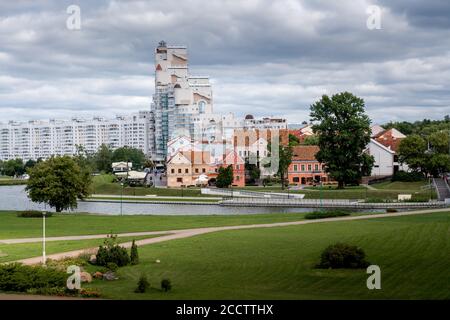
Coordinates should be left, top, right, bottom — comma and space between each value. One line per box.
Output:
0, 111, 153, 161
150, 41, 214, 162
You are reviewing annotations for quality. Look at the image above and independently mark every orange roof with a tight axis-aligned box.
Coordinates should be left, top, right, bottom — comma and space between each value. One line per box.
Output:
180, 151, 211, 164
292, 145, 320, 161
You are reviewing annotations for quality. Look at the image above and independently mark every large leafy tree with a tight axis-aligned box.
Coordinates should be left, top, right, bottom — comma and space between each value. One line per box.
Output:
1, 158, 25, 177
216, 165, 234, 188
112, 146, 146, 170
310, 92, 373, 188
398, 134, 427, 173
26, 156, 92, 212
95, 144, 113, 173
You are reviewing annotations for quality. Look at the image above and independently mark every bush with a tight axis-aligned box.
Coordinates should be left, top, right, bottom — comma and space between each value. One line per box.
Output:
130, 240, 139, 265
316, 243, 370, 269
16, 210, 53, 218
161, 279, 172, 292
0, 263, 66, 292
392, 171, 424, 182
135, 275, 149, 293
386, 208, 398, 213
305, 210, 350, 220
96, 245, 130, 267
106, 262, 118, 272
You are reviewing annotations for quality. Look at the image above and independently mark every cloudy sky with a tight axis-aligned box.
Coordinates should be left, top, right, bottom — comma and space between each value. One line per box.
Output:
1, 0, 449, 124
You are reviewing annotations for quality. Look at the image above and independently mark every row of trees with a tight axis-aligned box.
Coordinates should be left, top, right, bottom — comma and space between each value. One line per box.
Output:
0, 145, 150, 177
398, 131, 450, 177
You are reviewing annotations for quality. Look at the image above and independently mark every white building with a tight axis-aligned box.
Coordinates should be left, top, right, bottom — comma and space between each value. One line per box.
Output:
150, 41, 214, 162
366, 138, 395, 176
0, 111, 153, 161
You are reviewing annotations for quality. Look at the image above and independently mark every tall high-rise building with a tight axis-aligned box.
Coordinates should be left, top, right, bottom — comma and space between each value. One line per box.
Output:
150, 41, 213, 162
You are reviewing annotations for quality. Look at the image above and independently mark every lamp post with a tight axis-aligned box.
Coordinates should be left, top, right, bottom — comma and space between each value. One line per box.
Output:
320, 180, 323, 209
120, 182, 124, 216
42, 211, 46, 265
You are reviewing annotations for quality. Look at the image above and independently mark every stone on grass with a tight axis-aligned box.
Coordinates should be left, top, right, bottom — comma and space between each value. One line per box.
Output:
103, 271, 118, 281
80, 271, 92, 283
155, 259, 161, 264
89, 255, 97, 264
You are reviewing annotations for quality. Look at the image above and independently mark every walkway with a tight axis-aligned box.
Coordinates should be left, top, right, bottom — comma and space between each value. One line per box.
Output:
9, 207, 450, 266
433, 178, 450, 201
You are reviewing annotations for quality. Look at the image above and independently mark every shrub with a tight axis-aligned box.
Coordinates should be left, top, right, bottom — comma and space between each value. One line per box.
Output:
46, 257, 87, 272
161, 279, 172, 292
130, 240, 139, 265
135, 275, 150, 293
316, 243, 370, 269
106, 262, 118, 272
0, 263, 66, 292
305, 210, 350, 220
16, 210, 53, 218
95, 234, 130, 267
392, 171, 424, 182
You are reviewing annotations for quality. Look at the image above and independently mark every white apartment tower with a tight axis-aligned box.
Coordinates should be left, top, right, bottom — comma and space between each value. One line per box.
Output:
150, 41, 213, 161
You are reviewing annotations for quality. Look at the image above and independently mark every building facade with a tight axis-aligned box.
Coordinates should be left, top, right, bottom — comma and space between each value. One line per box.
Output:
150, 41, 214, 162
288, 145, 330, 185
0, 111, 153, 161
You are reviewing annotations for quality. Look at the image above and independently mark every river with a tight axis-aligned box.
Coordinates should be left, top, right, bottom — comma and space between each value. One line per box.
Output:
0, 185, 317, 215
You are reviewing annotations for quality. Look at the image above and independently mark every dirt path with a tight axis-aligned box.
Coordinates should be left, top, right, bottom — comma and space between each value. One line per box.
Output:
9, 207, 450, 266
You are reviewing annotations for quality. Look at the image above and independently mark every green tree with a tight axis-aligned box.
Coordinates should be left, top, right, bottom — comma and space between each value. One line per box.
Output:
112, 147, 145, 170
216, 165, 234, 188
95, 144, 113, 173
288, 134, 300, 146
429, 131, 450, 154
398, 134, 427, 173
1, 158, 25, 176
130, 240, 139, 265
301, 135, 319, 146
24, 159, 37, 171
310, 92, 373, 188
277, 145, 293, 189
26, 156, 92, 212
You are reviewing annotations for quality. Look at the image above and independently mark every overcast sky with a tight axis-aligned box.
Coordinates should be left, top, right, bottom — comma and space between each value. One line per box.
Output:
1, 0, 449, 124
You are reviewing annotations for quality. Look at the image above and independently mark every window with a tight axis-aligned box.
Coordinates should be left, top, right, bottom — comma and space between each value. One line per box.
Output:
202, 168, 206, 173
294, 165, 298, 171
178, 168, 182, 174
301, 165, 305, 171
171, 168, 175, 174
293, 177, 300, 182
315, 164, 319, 171
308, 164, 312, 171
198, 101, 206, 114
195, 168, 199, 173
236, 164, 240, 170
236, 175, 240, 181
185, 168, 189, 174
177, 178, 182, 183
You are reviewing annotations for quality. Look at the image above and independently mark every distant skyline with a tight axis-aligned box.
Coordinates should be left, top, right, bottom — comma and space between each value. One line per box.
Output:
1, 0, 449, 124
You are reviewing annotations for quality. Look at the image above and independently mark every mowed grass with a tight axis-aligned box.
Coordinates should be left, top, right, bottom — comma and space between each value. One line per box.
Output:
371, 180, 430, 191
0, 211, 311, 239
89, 212, 450, 300
0, 235, 155, 263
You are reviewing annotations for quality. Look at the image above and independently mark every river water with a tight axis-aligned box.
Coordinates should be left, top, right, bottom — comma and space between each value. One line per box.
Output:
0, 185, 316, 215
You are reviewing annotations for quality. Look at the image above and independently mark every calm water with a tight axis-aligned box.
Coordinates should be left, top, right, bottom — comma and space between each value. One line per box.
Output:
0, 185, 316, 215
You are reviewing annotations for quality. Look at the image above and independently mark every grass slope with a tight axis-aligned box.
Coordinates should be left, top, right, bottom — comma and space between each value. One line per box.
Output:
88, 212, 450, 300
0, 211, 312, 239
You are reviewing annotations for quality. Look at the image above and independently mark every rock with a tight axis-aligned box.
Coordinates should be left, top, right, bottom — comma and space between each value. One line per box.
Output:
103, 271, 118, 281
89, 255, 97, 264
80, 271, 92, 283
155, 259, 161, 264
93, 271, 103, 279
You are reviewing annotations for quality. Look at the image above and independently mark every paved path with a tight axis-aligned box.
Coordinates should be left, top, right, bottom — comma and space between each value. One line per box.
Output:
433, 178, 450, 201
9, 207, 450, 266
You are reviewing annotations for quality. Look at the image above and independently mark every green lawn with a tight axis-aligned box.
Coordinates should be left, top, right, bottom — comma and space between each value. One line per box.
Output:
0, 235, 155, 263
0, 211, 312, 239
88, 212, 450, 299
370, 180, 430, 191
0, 179, 27, 186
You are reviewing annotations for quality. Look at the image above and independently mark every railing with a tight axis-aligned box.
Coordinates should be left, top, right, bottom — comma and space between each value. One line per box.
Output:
219, 197, 445, 208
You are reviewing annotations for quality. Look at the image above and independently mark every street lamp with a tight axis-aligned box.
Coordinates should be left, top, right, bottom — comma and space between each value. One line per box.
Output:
120, 182, 124, 216
42, 211, 46, 265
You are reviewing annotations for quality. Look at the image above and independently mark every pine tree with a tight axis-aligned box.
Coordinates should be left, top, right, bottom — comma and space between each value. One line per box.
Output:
130, 240, 139, 265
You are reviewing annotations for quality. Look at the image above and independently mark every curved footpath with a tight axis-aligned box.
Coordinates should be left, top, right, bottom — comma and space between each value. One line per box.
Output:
7, 207, 450, 266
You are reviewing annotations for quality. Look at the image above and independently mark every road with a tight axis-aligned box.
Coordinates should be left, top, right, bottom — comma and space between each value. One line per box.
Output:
8, 207, 449, 266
